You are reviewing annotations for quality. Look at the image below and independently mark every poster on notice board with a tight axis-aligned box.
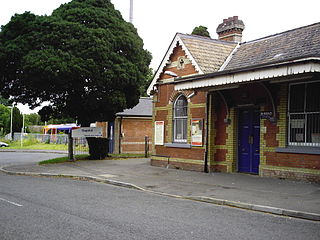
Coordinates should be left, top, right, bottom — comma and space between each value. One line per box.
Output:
191, 119, 203, 146
154, 121, 164, 145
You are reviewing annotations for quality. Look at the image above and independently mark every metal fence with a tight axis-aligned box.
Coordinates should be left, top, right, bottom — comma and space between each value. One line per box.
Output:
73, 137, 89, 156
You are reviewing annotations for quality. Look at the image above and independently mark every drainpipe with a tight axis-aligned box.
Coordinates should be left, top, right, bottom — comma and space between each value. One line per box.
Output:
217, 90, 231, 124
204, 92, 210, 173
119, 116, 122, 154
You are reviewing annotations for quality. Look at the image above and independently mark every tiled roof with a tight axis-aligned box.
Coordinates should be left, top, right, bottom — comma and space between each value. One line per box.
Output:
225, 23, 320, 71
116, 97, 152, 117
178, 34, 237, 73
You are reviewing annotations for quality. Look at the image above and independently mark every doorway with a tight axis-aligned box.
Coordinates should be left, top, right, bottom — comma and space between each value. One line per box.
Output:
238, 108, 260, 174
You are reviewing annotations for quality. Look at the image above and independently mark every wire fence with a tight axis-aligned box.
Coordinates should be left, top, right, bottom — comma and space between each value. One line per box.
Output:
10, 133, 150, 158
13, 133, 68, 144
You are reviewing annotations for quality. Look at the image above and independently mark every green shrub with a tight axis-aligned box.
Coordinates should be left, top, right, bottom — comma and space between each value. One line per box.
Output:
86, 138, 109, 160
22, 136, 40, 146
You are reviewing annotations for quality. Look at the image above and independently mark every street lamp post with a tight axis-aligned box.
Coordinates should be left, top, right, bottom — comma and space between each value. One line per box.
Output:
9, 104, 14, 141
21, 113, 25, 147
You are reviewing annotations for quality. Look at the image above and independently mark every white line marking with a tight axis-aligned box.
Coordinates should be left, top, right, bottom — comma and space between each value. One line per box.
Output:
0, 197, 23, 207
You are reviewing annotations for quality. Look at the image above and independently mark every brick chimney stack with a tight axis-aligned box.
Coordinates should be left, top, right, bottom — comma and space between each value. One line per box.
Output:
216, 16, 245, 42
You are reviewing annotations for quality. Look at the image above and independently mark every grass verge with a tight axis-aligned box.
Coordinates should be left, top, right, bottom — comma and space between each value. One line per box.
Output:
39, 153, 148, 165
39, 154, 89, 165
7, 142, 68, 150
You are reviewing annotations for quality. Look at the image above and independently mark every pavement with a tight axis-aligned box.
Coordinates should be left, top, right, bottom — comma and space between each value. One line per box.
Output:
1, 153, 320, 221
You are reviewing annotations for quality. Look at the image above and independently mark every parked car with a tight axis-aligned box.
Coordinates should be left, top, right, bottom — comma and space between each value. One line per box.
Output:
0, 141, 9, 147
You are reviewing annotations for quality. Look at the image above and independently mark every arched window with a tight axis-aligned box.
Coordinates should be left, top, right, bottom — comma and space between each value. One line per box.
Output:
173, 95, 188, 142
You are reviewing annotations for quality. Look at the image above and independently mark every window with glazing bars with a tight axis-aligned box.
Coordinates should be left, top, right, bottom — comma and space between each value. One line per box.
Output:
288, 81, 320, 146
173, 95, 188, 142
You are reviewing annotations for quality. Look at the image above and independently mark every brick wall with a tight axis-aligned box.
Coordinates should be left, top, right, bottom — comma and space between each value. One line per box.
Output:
116, 117, 152, 154
151, 46, 320, 182
260, 83, 320, 183
208, 83, 320, 182
151, 43, 207, 171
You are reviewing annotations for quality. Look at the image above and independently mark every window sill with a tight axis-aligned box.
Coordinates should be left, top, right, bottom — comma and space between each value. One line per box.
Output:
164, 143, 192, 149
276, 147, 320, 155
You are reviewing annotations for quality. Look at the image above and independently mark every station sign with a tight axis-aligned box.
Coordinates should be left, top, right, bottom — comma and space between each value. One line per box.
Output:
72, 127, 103, 138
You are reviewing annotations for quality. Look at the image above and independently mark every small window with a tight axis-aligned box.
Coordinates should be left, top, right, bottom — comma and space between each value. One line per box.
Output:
288, 81, 320, 146
177, 57, 185, 69
173, 95, 188, 142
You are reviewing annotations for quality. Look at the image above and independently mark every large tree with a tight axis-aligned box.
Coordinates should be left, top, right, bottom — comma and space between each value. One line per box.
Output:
192, 25, 211, 38
0, 0, 152, 127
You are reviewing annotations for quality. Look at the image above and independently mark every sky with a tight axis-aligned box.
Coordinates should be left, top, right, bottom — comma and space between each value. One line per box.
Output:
1, 0, 320, 113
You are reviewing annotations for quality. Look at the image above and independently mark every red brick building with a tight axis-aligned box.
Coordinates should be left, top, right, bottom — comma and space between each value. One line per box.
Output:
113, 97, 152, 154
148, 17, 320, 182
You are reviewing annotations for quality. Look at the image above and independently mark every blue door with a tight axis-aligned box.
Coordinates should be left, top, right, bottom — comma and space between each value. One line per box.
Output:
238, 109, 260, 174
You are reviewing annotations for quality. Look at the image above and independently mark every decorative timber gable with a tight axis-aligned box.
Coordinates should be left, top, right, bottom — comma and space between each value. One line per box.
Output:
147, 33, 204, 95
147, 33, 237, 95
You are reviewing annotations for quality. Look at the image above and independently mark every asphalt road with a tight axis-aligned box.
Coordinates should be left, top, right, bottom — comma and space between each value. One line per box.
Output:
1, 173, 319, 240
0, 151, 64, 166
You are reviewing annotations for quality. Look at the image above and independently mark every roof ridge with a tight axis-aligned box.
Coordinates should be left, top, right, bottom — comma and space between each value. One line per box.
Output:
242, 22, 320, 45
177, 33, 237, 45
219, 43, 240, 71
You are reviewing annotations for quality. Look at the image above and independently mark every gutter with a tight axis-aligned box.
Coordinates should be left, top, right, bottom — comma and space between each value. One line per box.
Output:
173, 56, 320, 84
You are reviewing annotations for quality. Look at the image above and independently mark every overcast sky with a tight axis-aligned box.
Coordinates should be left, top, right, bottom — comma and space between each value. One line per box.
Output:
1, 0, 320, 113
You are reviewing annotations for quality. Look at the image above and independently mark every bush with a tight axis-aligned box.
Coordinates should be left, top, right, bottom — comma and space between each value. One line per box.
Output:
86, 138, 109, 160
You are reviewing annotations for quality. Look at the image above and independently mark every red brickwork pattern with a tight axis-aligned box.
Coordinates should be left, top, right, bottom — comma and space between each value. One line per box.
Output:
262, 169, 320, 183
214, 149, 227, 162
121, 118, 152, 153
190, 107, 206, 119
155, 146, 204, 161
264, 120, 279, 147
210, 164, 227, 172
214, 101, 227, 145
151, 159, 204, 172
266, 152, 320, 170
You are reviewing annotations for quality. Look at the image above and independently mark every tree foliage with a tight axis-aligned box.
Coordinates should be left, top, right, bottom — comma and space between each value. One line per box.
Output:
0, 0, 152, 126
0, 104, 22, 136
25, 113, 42, 126
192, 26, 211, 38
0, 95, 11, 106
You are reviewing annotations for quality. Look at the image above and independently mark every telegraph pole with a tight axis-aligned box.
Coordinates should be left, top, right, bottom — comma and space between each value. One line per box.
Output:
129, 0, 133, 23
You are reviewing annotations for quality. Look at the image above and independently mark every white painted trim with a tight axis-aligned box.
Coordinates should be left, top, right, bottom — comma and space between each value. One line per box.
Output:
147, 34, 203, 95
175, 62, 320, 91
218, 43, 240, 71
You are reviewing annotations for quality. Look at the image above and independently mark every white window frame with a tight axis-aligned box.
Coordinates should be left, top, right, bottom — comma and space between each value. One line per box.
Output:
173, 95, 188, 143
288, 80, 320, 147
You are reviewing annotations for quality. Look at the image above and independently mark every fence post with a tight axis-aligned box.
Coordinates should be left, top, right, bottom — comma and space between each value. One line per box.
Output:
68, 132, 74, 161
144, 136, 149, 158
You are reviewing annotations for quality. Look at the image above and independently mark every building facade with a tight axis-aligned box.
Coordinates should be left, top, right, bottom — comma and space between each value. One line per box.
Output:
113, 97, 152, 154
149, 17, 320, 182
